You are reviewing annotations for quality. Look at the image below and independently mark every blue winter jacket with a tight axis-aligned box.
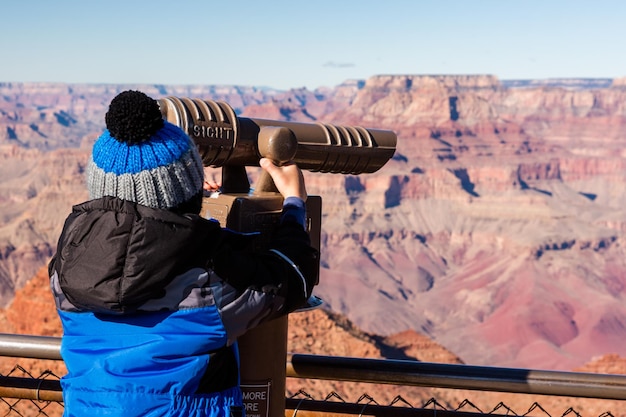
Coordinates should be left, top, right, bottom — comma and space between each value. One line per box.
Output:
49, 196, 318, 417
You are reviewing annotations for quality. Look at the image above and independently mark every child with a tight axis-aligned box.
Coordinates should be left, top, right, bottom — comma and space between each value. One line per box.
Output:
49, 90, 318, 417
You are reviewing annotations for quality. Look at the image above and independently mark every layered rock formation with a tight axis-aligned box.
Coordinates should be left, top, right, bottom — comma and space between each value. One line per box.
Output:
304, 75, 626, 370
1, 75, 626, 372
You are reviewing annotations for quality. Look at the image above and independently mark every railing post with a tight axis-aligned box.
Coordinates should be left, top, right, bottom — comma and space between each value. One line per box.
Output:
238, 317, 288, 417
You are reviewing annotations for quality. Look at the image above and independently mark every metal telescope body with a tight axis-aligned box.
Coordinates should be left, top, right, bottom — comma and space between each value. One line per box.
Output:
158, 96, 397, 417
158, 97, 397, 193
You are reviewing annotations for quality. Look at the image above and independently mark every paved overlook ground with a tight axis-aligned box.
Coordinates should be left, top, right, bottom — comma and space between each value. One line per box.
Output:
1, 76, 626, 372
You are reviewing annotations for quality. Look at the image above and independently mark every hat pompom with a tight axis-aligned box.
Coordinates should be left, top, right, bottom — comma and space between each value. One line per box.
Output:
105, 90, 164, 144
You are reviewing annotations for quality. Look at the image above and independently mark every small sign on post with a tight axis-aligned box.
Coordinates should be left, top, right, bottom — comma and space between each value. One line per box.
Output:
241, 381, 271, 417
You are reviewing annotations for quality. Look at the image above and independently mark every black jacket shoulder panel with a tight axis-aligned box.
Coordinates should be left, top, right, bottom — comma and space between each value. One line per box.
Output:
52, 197, 222, 314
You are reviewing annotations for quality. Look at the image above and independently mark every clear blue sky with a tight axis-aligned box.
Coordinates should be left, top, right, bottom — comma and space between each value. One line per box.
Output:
2, 0, 625, 90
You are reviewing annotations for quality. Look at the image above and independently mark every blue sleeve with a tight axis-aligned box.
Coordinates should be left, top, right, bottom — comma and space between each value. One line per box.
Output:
281, 196, 306, 229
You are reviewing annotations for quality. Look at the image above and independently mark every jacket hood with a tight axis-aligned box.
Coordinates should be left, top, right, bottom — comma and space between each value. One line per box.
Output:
51, 197, 222, 314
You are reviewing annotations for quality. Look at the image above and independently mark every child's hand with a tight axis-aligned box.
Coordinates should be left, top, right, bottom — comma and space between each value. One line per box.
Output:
259, 158, 307, 201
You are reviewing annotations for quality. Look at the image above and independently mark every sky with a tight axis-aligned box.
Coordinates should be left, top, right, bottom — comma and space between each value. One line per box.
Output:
2, 0, 626, 91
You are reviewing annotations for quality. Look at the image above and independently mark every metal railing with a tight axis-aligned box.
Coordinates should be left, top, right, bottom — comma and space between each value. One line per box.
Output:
0, 334, 61, 361
0, 334, 63, 403
1, 333, 626, 416
287, 353, 626, 400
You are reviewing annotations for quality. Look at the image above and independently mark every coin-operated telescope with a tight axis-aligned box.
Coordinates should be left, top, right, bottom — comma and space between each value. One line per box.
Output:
158, 96, 397, 417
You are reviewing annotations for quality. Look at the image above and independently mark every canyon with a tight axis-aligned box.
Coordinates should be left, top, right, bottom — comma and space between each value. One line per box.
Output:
1, 75, 625, 372
1, 265, 625, 416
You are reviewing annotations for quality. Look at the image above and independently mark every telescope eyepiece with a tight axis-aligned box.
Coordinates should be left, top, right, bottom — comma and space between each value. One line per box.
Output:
257, 126, 297, 165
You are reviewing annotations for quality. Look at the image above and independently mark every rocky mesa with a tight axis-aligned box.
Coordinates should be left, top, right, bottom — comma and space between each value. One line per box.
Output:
1, 75, 626, 372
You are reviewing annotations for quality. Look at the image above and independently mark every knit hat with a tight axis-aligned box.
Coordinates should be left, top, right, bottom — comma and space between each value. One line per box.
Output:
86, 90, 204, 211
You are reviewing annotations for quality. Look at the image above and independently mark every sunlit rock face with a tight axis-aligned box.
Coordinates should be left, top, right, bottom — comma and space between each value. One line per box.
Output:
1, 75, 626, 370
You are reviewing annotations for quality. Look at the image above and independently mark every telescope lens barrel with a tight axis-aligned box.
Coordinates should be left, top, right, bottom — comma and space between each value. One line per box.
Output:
159, 97, 397, 175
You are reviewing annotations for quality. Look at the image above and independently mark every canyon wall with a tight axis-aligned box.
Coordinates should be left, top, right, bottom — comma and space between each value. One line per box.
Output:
1, 76, 625, 370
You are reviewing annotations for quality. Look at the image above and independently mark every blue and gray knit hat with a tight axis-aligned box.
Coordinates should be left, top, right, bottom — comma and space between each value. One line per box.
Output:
86, 90, 204, 210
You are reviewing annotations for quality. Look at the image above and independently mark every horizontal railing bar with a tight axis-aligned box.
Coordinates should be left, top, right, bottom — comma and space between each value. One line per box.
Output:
287, 353, 626, 400
0, 376, 63, 402
2, 334, 626, 402
0, 334, 62, 360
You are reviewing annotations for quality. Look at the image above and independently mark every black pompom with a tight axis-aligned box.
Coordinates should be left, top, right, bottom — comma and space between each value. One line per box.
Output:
105, 90, 164, 144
